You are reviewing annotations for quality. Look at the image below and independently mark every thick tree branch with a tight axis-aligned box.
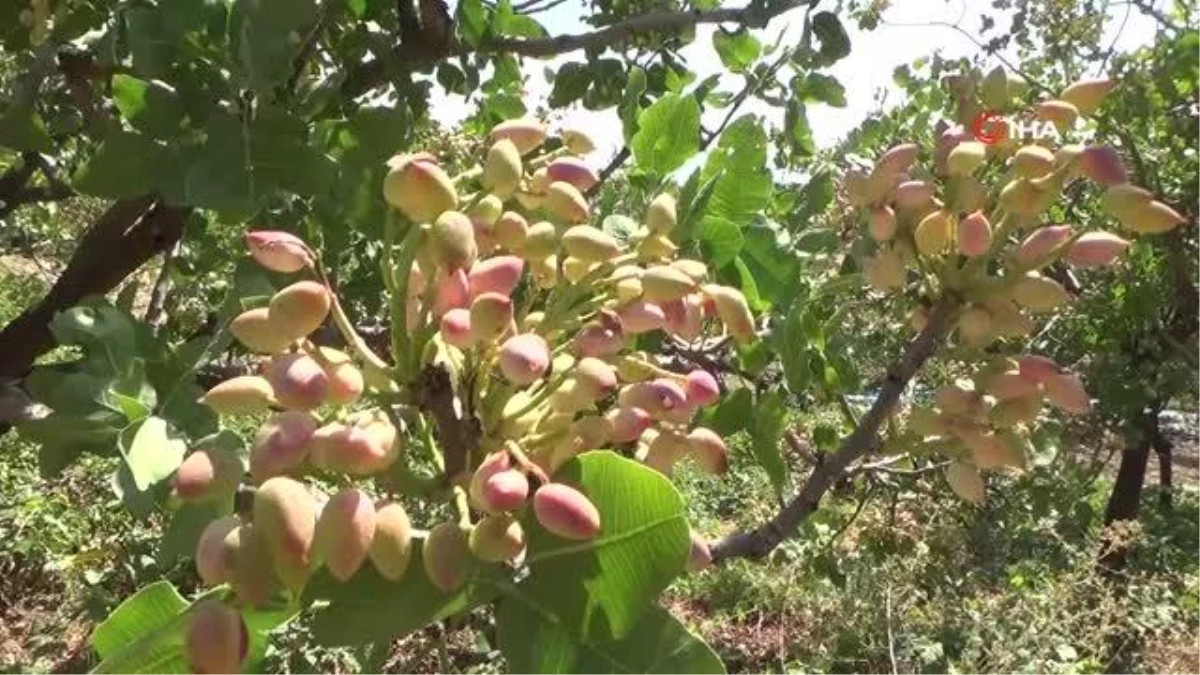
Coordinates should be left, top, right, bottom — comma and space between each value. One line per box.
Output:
414, 363, 481, 485
346, 0, 812, 97
144, 240, 181, 331
710, 296, 959, 563
485, 0, 808, 57
0, 197, 186, 380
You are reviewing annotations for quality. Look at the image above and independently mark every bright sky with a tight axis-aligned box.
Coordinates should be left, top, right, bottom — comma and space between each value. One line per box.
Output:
429, 0, 1159, 172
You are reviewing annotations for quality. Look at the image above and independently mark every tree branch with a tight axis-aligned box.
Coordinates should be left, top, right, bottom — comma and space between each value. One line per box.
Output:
414, 363, 481, 485
144, 240, 181, 331
0, 197, 186, 381
709, 295, 959, 563
484, 0, 807, 57
346, 0, 813, 97
585, 146, 630, 197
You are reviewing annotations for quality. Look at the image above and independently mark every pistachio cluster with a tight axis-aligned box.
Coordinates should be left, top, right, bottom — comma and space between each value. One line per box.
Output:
847, 72, 1186, 503
178, 117, 757, 667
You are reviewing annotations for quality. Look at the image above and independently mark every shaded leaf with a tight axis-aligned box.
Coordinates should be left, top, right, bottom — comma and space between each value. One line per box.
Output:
751, 390, 789, 497
812, 11, 851, 66
499, 601, 724, 673
698, 217, 745, 268
111, 75, 186, 137
779, 301, 811, 394
740, 217, 799, 309
702, 388, 754, 437
713, 28, 761, 73
800, 73, 846, 107
229, 0, 318, 92
73, 131, 168, 198
0, 103, 53, 152
303, 548, 502, 646
550, 62, 592, 108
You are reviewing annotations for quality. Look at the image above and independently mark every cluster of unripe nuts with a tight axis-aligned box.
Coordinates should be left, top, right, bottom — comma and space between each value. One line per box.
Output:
846, 73, 1187, 503
178, 117, 753, 665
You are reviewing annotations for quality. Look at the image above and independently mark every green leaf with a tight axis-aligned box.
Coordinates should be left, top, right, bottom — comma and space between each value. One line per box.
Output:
111, 75, 186, 137
91, 581, 294, 673
602, 214, 639, 247
792, 171, 835, 228
550, 62, 592, 108
499, 601, 724, 673
630, 94, 700, 176
122, 416, 186, 492
786, 101, 815, 156
91, 581, 189, 672
619, 66, 648, 142
698, 217, 744, 268
514, 451, 689, 644
730, 256, 764, 312
171, 114, 252, 213
779, 302, 811, 394
699, 117, 772, 249
229, 0, 318, 92
793, 228, 840, 253
303, 549, 501, 646
159, 500, 229, 569
713, 28, 761, 73
800, 73, 846, 107
124, 8, 178, 78
73, 130, 169, 198
457, 0, 487, 47
495, 0, 546, 38
812, 11, 851, 66
702, 388, 754, 437
740, 217, 799, 309
437, 63, 469, 95
676, 169, 721, 244
249, 106, 336, 197
0, 103, 53, 152
751, 390, 789, 498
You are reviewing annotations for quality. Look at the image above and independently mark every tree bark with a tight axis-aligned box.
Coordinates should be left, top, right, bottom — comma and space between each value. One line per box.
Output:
710, 296, 959, 563
1151, 420, 1173, 511
0, 197, 185, 380
1100, 410, 1157, 570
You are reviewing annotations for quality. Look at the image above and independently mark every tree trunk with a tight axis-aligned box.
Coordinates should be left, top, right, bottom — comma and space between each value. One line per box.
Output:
0, 197, 185, 381
1152, 422, 1174, 511
1100, 410, 1157, 570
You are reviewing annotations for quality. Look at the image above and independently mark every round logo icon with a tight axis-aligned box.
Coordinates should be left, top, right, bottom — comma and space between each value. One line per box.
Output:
971, 110, 1007, 145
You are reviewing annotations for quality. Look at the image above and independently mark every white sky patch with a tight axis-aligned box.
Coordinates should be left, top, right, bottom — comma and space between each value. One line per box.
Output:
428, 0, 1159, 174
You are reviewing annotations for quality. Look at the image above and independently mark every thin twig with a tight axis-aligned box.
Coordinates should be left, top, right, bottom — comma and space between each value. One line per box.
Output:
586, 146, 630, 197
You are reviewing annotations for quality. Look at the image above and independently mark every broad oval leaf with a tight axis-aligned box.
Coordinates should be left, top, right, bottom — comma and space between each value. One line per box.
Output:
630, 94, 700, 176
751, 390, 789, 498
91, 581, 293, 674
516, 451, 690, 645
301, 544, 502, 646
